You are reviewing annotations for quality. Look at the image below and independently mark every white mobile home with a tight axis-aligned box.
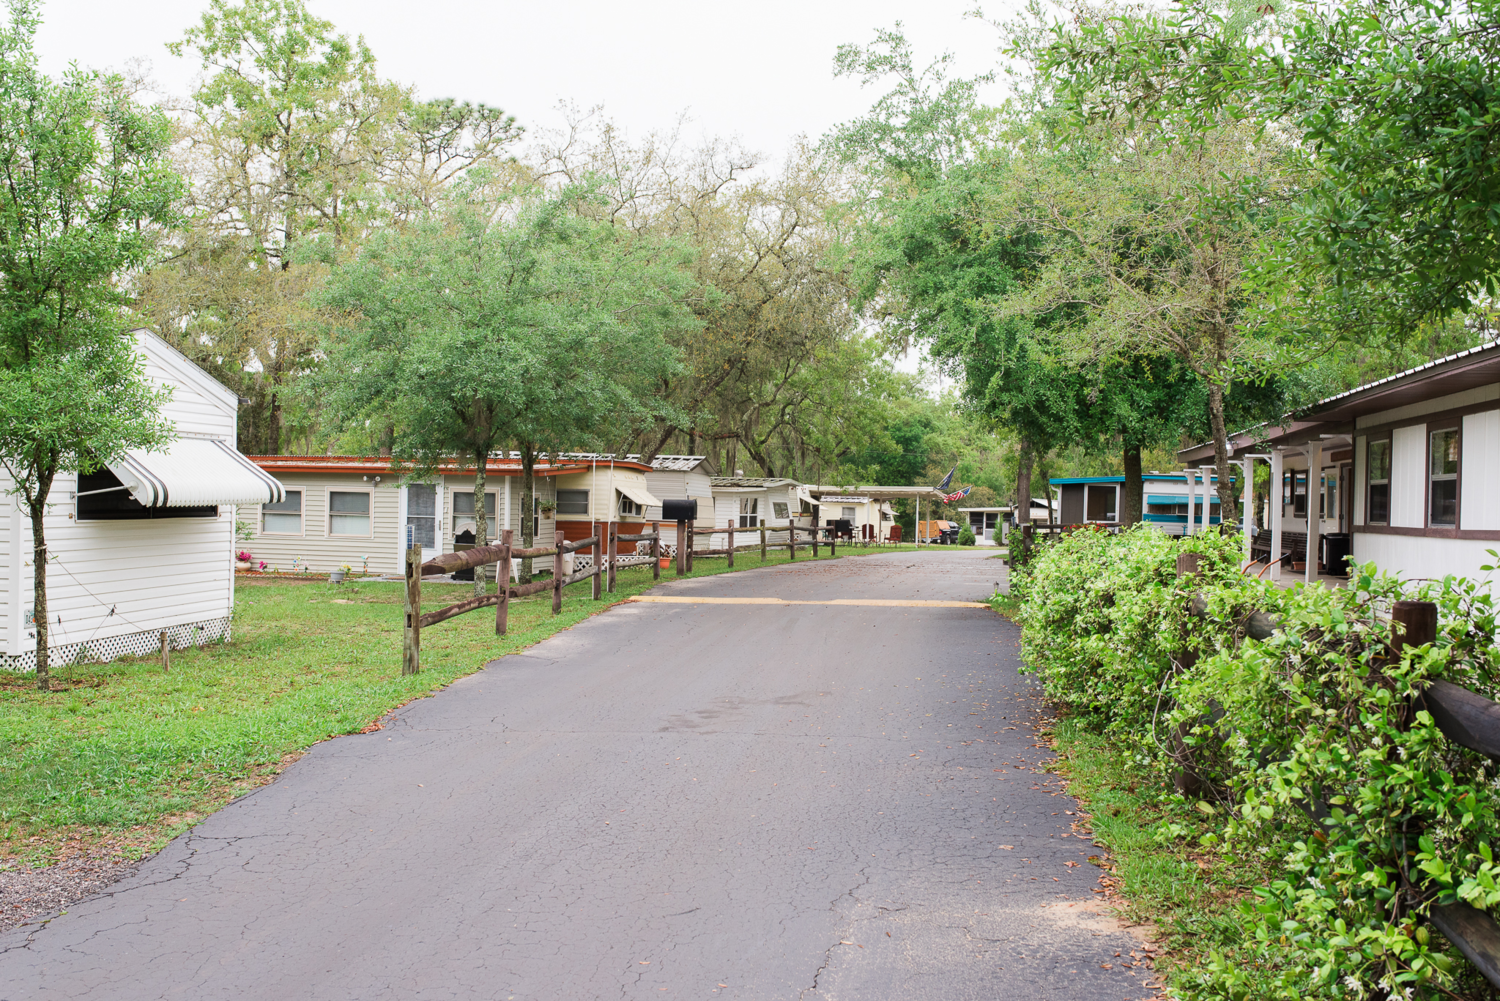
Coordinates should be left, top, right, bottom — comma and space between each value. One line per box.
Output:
1, 330, 284, 672
638, 455, 714, 523
1180, 341, 1500, 582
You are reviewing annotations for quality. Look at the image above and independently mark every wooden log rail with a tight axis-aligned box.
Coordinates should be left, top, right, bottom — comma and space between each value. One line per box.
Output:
1178, 559, 1500, 983
403, 522, 664, 674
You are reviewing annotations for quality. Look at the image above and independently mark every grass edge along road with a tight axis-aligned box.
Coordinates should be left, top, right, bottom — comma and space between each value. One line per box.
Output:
0, 544, 964, 873
990, 593, 1280, 1000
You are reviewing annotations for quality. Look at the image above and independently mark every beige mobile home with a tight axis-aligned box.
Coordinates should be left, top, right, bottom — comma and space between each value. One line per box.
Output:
245, 455, 589, 575
1, 330, 284, 672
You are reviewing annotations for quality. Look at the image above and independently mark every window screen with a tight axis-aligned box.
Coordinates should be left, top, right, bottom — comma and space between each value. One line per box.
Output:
452, 492, 497, 516
263, 490, 303, 533
76, 468, 218, 521
329, 491, 371, 536
406, 484, 435, 548
1368, 439, 1390, 523
1431, 428, 1459, 526
556, 489, 589, 515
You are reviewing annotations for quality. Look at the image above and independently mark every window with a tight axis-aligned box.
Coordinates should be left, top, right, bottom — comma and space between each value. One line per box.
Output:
557, 489, 589, 515
1430, 427, 1459, 526
1319, 469, 1337, 521
841, 506, 857, 522
1282, 470, 1292, 509
739, 497, 759, 528
772, 501, 789, 519
262, 490, 303, 533
619, 495, 643, 517
1367, 438, 1391, 524
1292, 471, 1308, 519
76, 468, 218, 521
329, 491, 371, 536
406, 484, 435, 549
452, 492, 497, 518
1085, 485, 1117, 522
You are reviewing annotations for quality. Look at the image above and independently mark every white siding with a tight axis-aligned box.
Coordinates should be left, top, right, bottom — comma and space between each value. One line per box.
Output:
137, 330, 236, 437
242, 474, 401, 575
1355, 384, 1500, 430
7, 470, 234, 658
1390, 425, 1427, 528
1462, 410, 1500, 530
0, 489, 11, 654
1353, 436, 1366, 526
1356, 532, 1498, 582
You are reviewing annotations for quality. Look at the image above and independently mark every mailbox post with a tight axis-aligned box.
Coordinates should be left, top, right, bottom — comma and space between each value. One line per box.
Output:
662, 498, 697, 577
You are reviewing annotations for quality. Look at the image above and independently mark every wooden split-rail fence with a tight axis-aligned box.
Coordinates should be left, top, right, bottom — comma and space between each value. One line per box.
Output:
399, 520, 838, 675
1174, 553, 1500, 984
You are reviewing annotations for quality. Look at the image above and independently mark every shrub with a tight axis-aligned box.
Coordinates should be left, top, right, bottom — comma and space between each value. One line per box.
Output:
957, 524, 976, 546
1018, 528, 1500, 999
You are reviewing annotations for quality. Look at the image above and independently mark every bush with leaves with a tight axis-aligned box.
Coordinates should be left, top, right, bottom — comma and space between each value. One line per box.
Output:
1016, 524, 1243, 745
1020, 530, 1500, 998
957, 524, 976, 546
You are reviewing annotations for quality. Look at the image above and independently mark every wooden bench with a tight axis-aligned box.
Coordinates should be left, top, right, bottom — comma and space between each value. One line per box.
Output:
1249, 529, 1307, 565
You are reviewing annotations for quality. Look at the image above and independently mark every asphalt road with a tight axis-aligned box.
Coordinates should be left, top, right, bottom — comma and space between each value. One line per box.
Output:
0, 549, 1151, 1000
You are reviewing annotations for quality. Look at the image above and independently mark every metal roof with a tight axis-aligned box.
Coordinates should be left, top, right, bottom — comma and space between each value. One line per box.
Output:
710, 476, 801, 488
642, 455, 707, 472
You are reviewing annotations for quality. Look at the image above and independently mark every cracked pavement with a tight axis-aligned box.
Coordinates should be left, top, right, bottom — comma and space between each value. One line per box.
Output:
0, 549, 1150, 1000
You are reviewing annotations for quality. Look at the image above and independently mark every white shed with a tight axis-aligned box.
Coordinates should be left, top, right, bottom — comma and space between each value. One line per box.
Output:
1, 329, 284, 672
707, 477, 808, 548
639, 455, 714, 523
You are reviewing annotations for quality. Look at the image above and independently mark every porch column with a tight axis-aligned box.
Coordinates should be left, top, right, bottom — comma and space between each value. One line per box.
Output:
1242, 457, 1255, 560
1183, 469, 1196, 536
1270, 449, 1283, 579
1306, 441, 1322, 584
1199, 467, 1215, 534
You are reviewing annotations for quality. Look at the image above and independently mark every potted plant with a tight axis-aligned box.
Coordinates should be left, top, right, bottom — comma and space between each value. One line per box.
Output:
330, 564, 350, 584
235, 550, 253, 571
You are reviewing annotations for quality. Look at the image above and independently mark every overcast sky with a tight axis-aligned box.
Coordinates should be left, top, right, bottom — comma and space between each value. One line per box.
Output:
35, 0, 1012, 163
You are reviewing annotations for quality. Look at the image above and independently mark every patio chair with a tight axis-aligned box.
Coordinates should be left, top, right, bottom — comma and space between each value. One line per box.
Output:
885, 525, 902, 545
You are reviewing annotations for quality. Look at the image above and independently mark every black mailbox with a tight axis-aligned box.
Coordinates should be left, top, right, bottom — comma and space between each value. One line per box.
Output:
662, 498, 698, 522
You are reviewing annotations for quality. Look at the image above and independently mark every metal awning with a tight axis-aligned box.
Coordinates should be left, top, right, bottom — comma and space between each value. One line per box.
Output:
616, 482, 663, 510
110, 437, 285, 507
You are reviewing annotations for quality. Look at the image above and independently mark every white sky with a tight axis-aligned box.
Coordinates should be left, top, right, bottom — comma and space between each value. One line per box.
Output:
36, 0, 1014, 383
36, 0, 1012, 164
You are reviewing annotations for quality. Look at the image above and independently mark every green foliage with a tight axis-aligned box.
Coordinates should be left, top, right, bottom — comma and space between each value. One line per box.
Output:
1020, 530, 1500, 997
957, 524, 976, 546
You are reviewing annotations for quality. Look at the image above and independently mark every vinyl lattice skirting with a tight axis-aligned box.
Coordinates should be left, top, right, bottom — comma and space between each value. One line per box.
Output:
1, 615, 232, 673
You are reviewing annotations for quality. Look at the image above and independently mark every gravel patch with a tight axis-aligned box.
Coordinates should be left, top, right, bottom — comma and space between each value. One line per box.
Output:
0, 852, 139, 934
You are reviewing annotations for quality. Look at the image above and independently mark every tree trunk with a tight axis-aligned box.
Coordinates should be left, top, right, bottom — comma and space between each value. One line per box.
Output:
519, 443, 535, 583
1016, 437, 1034, 526
28, 497, 49, 692
1122, 441, 1144, 526
473, 448, 489, 597
1206, 382, 1238, 531
378, 422, 393, 458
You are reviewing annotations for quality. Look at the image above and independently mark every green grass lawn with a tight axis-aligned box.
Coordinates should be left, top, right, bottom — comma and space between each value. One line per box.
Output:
0, 542, 933, 865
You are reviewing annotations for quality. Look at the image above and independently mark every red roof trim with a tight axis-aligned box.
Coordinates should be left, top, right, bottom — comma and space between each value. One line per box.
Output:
246, 455, 652, 476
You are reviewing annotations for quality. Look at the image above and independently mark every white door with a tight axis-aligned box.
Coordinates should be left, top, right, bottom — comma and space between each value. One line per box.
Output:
405, 484, 439, 562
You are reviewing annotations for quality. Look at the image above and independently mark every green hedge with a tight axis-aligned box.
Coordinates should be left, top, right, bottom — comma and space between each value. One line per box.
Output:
1015, 526, 1500, 1000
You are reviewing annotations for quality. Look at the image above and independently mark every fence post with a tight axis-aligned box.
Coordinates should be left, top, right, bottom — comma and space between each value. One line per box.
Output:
1392, 600, 1438, 656
591, 521, 602, 600
686, 525, 695, 573
160, 630, 170, 673
553, 530, 565, 615
607, 522, 617, 593
676, 521, 687, 576
651, 521, 661, 581
813, 522, 819, 558
830, 526, 836, 557
789, 523, 796, 560
497, 530, 512, 636
760, 518, 767, 562
727, 520, 735, 568
403, 544, 422, 675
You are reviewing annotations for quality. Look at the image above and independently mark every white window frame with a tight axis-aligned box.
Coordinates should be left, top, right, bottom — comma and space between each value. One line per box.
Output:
326, 487, 374, 538
1429, 425, 1460, 527
261, 489, 305, 536
451, 490, 498, 531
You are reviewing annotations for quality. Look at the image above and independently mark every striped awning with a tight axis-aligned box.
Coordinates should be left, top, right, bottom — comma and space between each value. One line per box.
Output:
109, 437, 285, 507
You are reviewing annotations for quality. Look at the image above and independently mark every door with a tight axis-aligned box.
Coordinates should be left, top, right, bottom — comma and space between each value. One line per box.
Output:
405, 484, 438, 562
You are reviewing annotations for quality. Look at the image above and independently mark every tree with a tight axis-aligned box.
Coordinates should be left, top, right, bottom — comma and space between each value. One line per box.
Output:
1045, 0, 1500, 350
318, 177, 694, 595
0, 0, 181, 691
141, 0, 521, 454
